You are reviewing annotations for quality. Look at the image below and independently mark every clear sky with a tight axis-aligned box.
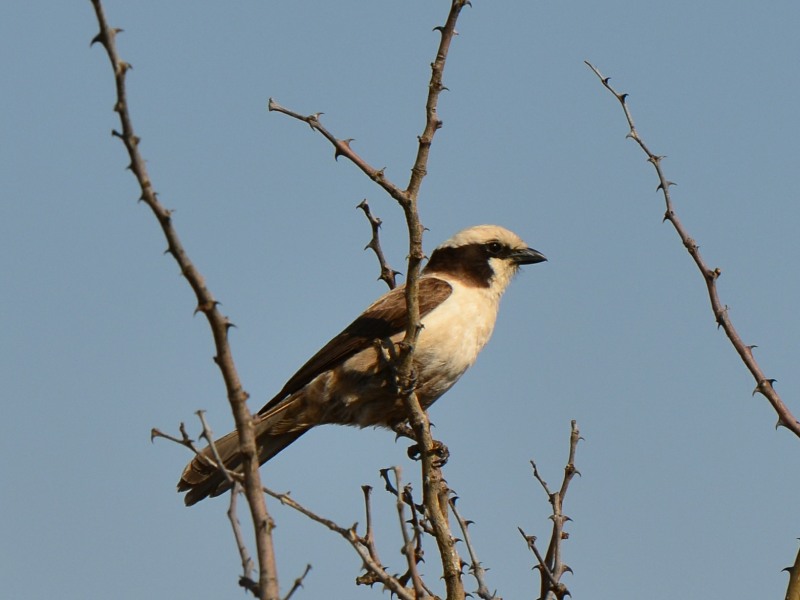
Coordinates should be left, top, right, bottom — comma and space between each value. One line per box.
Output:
2, 1, 799, 598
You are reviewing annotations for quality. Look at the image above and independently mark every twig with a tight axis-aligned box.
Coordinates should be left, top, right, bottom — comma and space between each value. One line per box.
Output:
392, 468, 429, 598
268, 98, 407, 205
585, 60, 800, 438
196, 411, 258, 593
517, 528, 566, 599
150, 422, 199, 452
197, 410, 235, 488
230, 483, 260, 596
88, 3, 279, 598
360, 486, 384, 571
357, 199, 400, 290
521, 421, 581, 600
282, 564, 312, 600
450, 496, 500, 600
260, 485, 415, 600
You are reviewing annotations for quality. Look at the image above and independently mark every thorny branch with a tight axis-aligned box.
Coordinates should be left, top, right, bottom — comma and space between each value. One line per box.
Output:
261, 485, 416, 600
784, 543, 800, 600
391, 468, 430, 598
519, 421, 581, 600
585, 61, 800, 439
195, 412, 260, 594
282, 564, 312, 600
269, 2, 471, 598
89, 2, 279, 598
450, 496, 500, 600
156, 423, 419, 599
358, 199, 400, 290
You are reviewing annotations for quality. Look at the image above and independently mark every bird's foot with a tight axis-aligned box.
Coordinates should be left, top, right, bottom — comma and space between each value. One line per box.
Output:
407, 439, 450, 467
392, 422, 416, 441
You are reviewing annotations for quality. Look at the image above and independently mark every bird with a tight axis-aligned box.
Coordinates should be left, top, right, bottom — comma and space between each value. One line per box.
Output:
178, 225, 546, 505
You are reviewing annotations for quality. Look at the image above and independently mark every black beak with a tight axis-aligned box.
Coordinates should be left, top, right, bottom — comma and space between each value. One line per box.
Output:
511, 247, 547, 265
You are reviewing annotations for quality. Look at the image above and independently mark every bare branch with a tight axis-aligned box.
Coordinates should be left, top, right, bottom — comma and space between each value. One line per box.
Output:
260, 484, 415, 600
360, 486, 385, 570
357, 199, 400, 290
89, 3, 279, 597
450, 496, 501, 600
518, 528, 567, 599
396, 7, 473, 597
585, 61, 800, 438
392, 468, 429, 598
230, 484, 260, 596
282, 564, 312, 600
521, 421, 581, 600
268, 98, 408, 205
269, 3, 471, 597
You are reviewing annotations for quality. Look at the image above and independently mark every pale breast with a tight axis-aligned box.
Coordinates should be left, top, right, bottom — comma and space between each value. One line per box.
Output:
412, 279, 501, 401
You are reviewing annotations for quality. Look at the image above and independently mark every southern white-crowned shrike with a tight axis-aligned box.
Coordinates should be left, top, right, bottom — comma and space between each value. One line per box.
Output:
179, 225, 546, 505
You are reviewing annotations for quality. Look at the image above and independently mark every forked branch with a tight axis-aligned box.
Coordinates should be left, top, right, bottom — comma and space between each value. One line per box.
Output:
520, 420, 581, 600
269, 3, 471, 599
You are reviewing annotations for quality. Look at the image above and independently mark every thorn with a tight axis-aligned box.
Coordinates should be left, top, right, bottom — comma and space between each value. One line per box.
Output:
433, 25, 445, 33
335, 138, 354, 161
752, 378, 776, 396
90, 32, 104, 47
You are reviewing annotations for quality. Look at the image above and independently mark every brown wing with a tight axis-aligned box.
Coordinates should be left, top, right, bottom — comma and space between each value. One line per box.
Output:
257, 277, 453, 415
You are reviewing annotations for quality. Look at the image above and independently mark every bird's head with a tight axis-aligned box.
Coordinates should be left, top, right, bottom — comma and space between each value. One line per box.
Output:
423, 225, 547, 294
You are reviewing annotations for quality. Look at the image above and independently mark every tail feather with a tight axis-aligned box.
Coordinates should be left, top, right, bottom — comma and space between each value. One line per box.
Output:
178, 417, 307, 506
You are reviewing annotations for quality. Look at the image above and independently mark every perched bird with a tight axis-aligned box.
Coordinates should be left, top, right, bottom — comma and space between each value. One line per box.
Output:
178, 225, 546, 505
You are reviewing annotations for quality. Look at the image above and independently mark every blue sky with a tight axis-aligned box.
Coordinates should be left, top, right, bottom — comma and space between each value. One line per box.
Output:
2, 1, 799, 598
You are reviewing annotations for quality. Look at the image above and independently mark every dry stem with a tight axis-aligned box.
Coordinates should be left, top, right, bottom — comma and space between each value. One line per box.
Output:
520, 420, 581, 600
268, 2, 471, 598
585, 61, 799, 438
357, 199, 400, 290
89, 2, 279, 597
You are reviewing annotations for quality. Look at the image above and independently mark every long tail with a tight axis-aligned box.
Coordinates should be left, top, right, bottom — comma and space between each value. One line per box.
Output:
177, 415, 307, 506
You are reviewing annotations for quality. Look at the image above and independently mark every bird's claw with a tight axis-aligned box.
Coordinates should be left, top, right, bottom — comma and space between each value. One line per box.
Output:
392, 422, 416, 441
407, 439, 450, 467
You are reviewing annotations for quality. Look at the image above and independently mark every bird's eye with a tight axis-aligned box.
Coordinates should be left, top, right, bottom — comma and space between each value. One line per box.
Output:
486, 241, 504, 256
